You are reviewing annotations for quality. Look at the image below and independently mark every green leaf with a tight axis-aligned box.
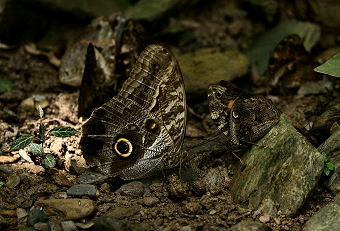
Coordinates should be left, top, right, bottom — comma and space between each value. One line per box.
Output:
321, 152, 328, 162
39, 122, 46, 141
0, 181, 4, 188
42, 154, 56, 168
10, 134, 34, 151
38, 105, 44, 118
324, 167, 331, 176
314, 52, 340, 77
0, 77, 14, 92
49, 126, 79, 137
28, 143, 43, 154
326, 162, 335, 171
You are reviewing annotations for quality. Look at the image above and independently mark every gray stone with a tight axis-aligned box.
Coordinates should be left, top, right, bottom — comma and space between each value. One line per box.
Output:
177, 48, 249, 97
5, 173, 20, 188
34, 222, 50, 231
105, 205, 141, 220
77, 171, 108, 184
304, 197, 340, 231
203, 168, 229, 195
16, 208, 28, 220
143, 196, 159, 207
49, 221, 62, 231
312, 97, 340, 136
182, 202, 202, 215
117, 181, 144, 198
229, 219, 270, 231
318, 129, 340, 193
27, 208, 49, 226
67, 184, 97, 197
61, 221, 78, 231
231, 114, 323, 215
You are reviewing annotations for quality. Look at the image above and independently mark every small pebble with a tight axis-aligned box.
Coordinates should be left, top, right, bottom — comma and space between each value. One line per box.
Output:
182, 225, 191, 231
118, 181, 144, 198
16, 208, 28, 220
167, 175, 189, 199
259, 214, 270, 223
182, 202, 202, 215
67, 184, 97, 197
5, 173, 20, 188
61, 220, 78, 231
77, 171, 108, 184
19, 149, 33, 162
49, 221, 62, 231
143, 196, 159, 207
34, 222, 50, 231
27, 208, 48, 226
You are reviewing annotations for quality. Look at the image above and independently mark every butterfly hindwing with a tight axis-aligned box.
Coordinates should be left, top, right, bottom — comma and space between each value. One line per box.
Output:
80, 44, 186, 180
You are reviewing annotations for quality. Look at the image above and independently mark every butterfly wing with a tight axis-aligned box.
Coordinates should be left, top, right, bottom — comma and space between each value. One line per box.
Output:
80, 44, 186, 179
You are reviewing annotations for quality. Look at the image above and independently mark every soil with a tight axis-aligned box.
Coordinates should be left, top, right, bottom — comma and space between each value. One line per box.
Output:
0, 0, 339, 230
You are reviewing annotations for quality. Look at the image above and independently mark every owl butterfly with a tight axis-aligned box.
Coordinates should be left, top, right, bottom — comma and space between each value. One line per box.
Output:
80, 44, 186, 180
208, 81, 280, 151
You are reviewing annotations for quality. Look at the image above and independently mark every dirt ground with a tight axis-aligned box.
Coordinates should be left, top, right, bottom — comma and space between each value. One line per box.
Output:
0, 0, 339, 230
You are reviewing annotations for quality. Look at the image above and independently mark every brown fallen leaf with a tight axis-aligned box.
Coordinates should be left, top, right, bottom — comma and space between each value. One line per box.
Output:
0, 155, 19, 164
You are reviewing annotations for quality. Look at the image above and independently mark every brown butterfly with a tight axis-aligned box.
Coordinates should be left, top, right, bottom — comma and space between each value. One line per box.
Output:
80, 44, 186, 180
208, 81, 280, 151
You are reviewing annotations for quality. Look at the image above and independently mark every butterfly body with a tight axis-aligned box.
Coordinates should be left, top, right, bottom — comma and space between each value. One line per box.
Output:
208, 81, 280, 151
80, 45, 186, 180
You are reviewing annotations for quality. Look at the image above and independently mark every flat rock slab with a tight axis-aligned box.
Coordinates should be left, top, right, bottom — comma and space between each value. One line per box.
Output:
35, 198, 95, 220
304, 197, 340, 231
318, 129, 340, 193
231, 114, 323, 215
177, 48, 249, 96
67, 184, 97, 197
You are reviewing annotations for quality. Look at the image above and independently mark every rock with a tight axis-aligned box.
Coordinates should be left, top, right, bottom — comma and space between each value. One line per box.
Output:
60, 221, 78, 231
304, 197, 340, 230
182, 202, 202, 215
0, 216, 7, 229
77, 171, 108, 184
181, 225, 191, 231
203, 168, 229, 195
143, 196, 159, 207
124, 0, 199, 23
177, 48, 249, 97
27, 208, 48, 226
191, 180, 206, 196
49, 221, 62, 231
93, 216, 125, 231
318, 130, 340, 193
167, 175, 190, 199
75, 221, 94, 229
5, 173, 20, 188
16, 208, 28, 220
117, 181, 144, 198
308, 1, 340, 30
105, 205, 141, 220
230, 114, 323, 215
297, 80, 333, 96
18, 97, 35, 112
312, 97, 340, 137
229, 219, 270, 231
0, 155, 19, 164
35, 199, 96, 220
34, 222, 50, 231
66, 184, 97, 197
